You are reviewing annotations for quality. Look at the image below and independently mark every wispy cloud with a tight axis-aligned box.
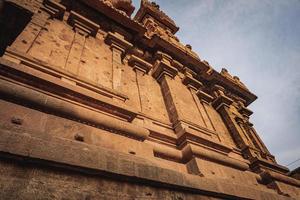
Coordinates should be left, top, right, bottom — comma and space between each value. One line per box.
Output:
132, 0, 300, 169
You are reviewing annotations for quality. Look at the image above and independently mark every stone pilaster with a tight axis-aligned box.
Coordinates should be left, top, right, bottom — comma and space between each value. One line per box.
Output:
105, 32, 133, 91
128, 54, 152, 112
152, 51, 179, 124
64, 11, 99, 75
181, 68, 214, 130
195, 89, 216, 131
152, 51, 178, 82
7, 0, 64, 55
211, 85, 249, 149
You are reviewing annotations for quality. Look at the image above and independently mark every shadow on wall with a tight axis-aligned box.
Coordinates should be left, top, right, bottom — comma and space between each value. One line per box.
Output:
0, 2, 32, 56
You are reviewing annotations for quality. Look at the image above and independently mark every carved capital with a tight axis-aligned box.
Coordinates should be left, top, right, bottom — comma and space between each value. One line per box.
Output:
236, 115, 246, 123
152, 51, 178, 81
196, 90, 214, 103
182, 72, 203, 90
128, 55, 152, 74
105, 32, 133, 53
43, 0, 66, 20
212, 93, 233, 111
154, 51, 172, 63
68, 11, 99, 37
211, 84, 226, 96
171, 59, 184, 71
239, 106, 253, 117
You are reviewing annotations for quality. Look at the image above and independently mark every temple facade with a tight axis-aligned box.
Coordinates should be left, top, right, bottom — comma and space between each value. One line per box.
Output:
0, 0, 299, 199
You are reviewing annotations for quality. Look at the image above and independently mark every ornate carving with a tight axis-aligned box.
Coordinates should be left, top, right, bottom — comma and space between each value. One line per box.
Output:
135, 0, 179, 33
103, 0, 135, 16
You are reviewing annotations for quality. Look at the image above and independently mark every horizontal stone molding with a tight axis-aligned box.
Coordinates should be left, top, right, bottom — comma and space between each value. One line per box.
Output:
0, 78, 150, 141
175, 121, 232, 154
250, 157, 290, 174
182, 144, 249, 171
3, 49, 129, 102
260, 171, 300, 188
0, 57, 136, 121
0, 128, 293, 200
152, 144, 183, 163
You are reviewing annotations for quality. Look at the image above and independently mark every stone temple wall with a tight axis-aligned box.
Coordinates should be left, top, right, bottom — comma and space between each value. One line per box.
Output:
0, 0, 299, 199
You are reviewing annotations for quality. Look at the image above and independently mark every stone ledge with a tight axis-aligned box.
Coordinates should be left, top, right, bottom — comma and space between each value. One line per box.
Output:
3, 49, 129, 102
0, 128, 294, 200
0, 57, 137, 122
260, 171, 300, 188
0, 78, 149, 141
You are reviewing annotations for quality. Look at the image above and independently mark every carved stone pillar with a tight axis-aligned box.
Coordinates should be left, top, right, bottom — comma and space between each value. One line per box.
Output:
105, 32, 132, 91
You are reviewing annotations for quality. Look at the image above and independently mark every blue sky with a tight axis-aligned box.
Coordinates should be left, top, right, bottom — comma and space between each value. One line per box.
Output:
132, 0, 300, 170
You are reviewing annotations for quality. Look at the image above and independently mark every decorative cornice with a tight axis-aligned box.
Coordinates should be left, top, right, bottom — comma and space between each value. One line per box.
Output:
220, 68, 249, 91
0, 77, 149, 141
77, 0, 257, 107
67, 11, 99, 37
79, 0, 146, 36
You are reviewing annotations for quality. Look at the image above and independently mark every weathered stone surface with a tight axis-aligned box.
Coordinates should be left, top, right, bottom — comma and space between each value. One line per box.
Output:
0, 0, 299, 199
